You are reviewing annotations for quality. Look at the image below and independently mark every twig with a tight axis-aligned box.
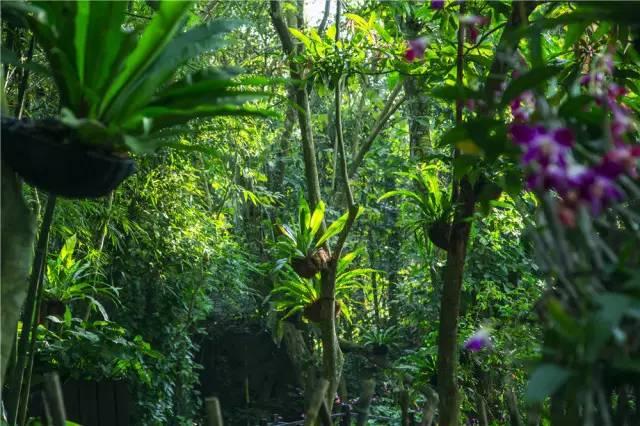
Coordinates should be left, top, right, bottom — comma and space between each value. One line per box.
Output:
317, 0, 332, 35
349, 83, 405, 177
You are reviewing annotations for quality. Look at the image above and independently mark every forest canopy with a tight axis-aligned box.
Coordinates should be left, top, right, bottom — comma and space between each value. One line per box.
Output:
1, 1, 639, 425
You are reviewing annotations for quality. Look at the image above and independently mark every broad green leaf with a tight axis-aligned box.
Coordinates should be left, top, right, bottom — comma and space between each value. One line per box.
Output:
73, 0, 89, 84
378, 189, 422, 204
60, 234, 77, 263
525, 364, 570, 403
123, 105, 274, 135
298, 196, 311, 235
316, 211, 349, 247
118, 20, 239, 120
99, 0, 192, 119
563, 22, 587, 50
309, 201, 325, 236
278, 225, 297, 244
84, 1, 128, 96
344, 13, 368, 30
288, 27, 311, 50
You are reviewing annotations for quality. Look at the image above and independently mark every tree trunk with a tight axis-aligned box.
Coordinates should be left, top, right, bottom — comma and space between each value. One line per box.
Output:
436, 3, 471, 424
270, 1, 343, 410
0, 165, 36, 384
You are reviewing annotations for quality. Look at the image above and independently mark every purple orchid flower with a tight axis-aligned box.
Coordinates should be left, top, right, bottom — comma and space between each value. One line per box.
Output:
576, 170, 624, 215
610, 104, 634, 139
405, 38, 427, 62
597, 145, 640, 178
431, 0, 445, 9
511, 91, 535, 122
510, 125, 574, 169
464, 328, 491, 352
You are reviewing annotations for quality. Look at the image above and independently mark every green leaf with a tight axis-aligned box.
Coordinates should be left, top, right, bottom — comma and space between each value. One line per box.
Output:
378, 189, 422, 204
0, 46, 48, 75
60, 234, 77, 263
501, 65, 563, 105
431, 84, 480, 102
563, 22, 587, 50
118, 20, 239, 120
83, 1, 128, 95
525, 364, 570, 403
309, 201, 325, 237
288, 27, 311, 50
99, 0, 192, 119
73, 0, 90, 84
298, 196, 311, 235
547, 298, 582, 340
316, 211, 349, 247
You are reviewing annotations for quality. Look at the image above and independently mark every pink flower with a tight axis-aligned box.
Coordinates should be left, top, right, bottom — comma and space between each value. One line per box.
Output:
405, 38, 427, 62
511, 91, 535, 122
459, 15, 490, 26
596, 145, 640, 178
459, 15, 489, 44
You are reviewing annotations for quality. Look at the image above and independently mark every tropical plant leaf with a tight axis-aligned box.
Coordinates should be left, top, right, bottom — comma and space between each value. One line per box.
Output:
309, 200, 325, 236
100, 0, 192, 119
525, 364, 570, 403
315, 211, 349, 247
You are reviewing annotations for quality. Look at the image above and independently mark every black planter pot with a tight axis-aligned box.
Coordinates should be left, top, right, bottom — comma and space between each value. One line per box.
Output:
1, 117, 136, 198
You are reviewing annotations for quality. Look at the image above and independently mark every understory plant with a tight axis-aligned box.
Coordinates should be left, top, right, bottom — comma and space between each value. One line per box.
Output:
35, 316, 159, 384
44, 234, 119, 320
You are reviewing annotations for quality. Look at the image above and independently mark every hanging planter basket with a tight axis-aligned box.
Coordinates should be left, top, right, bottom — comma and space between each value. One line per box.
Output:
428, 219, 451, 251
1, 117, 136, 199
302, 298, 341, 323
291, 248, 330, 278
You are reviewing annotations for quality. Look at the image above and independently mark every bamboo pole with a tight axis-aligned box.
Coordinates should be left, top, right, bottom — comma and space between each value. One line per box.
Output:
7, 194, 57, 423
205, 397, 223, 426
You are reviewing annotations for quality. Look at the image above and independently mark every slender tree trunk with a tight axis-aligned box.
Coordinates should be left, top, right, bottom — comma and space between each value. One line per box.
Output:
436, 3, 471, 424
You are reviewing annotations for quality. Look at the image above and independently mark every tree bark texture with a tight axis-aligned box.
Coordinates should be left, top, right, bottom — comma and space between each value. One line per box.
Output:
0, 165, 36, 384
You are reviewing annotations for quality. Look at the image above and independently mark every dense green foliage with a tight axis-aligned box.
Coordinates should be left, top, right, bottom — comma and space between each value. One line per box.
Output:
2, 1, 639, 425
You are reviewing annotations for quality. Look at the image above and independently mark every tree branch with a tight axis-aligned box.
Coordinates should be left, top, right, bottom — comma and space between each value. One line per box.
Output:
348, 82, 405, 177
317, 0, 332, 35
269, 1, 295, 56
